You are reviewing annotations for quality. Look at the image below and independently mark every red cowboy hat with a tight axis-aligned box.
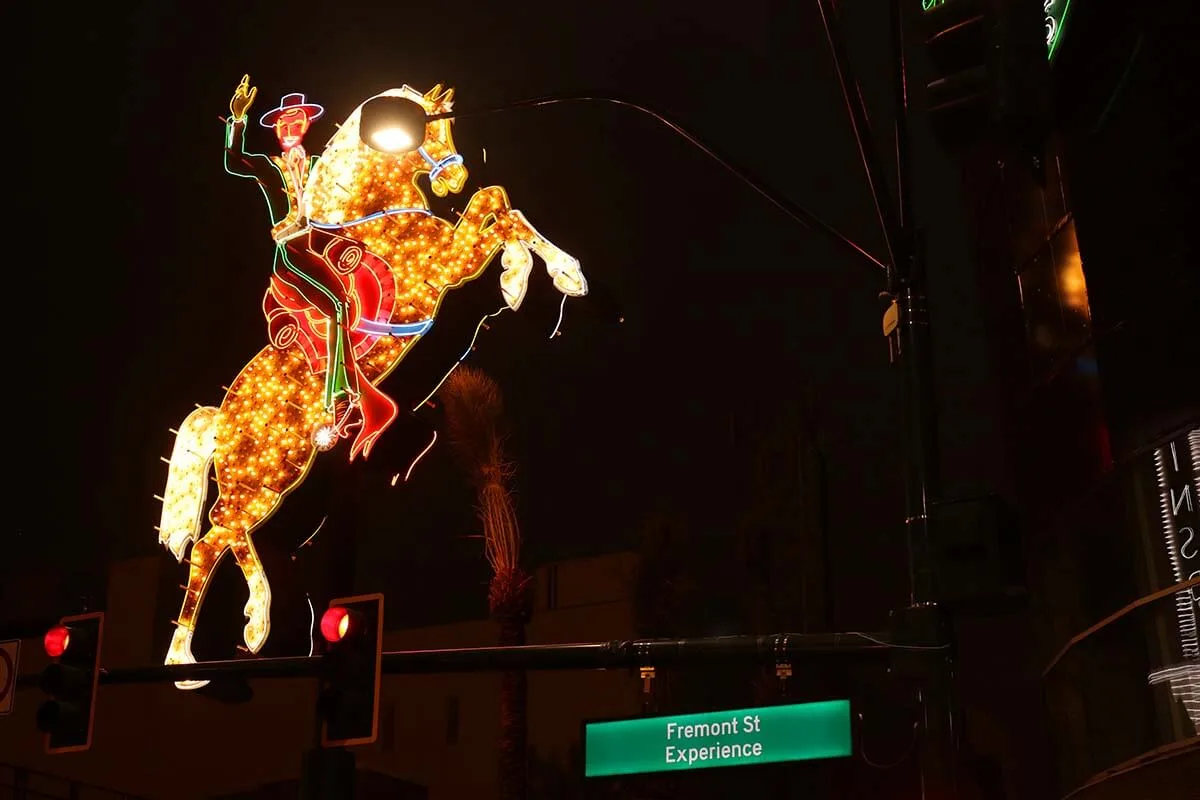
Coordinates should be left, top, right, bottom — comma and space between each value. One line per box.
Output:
258, 92, 325, 127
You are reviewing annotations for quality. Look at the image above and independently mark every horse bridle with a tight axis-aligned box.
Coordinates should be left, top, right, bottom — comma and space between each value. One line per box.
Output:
418, 146, 463, 182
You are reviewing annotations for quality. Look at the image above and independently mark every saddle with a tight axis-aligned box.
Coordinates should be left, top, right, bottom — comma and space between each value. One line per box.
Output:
262, 228, 398, 372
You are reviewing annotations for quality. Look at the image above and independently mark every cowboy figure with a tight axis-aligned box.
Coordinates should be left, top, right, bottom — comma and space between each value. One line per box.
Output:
224, 75, 395, 458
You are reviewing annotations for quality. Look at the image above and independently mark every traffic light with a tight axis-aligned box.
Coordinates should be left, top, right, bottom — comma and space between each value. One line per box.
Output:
318, 593, 384, 747
37, 612, 104, 753
920, 0, 1049, 153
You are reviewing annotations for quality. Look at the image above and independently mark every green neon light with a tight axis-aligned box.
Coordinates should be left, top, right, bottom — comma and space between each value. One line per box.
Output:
583, 700, 852, 778
1045, 0, 1071, 61
921, 0, 1071, 61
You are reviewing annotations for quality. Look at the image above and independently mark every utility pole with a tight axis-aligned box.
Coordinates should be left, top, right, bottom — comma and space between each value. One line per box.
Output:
883, 0, 957, 794
815, 0, 956, 796
889, 3, 956, 796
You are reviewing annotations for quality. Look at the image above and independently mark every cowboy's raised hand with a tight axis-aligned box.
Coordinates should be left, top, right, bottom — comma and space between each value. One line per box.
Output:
230, 74, 257, 121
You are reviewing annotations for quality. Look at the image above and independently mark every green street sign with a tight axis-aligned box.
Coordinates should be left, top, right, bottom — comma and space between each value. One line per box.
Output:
584, 699, 852, 778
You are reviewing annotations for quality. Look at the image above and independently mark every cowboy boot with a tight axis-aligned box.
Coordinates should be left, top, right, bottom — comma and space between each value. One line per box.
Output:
348, 377, 399, 461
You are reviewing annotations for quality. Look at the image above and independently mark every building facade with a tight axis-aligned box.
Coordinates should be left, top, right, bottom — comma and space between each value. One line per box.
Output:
961, 3, 1198, 797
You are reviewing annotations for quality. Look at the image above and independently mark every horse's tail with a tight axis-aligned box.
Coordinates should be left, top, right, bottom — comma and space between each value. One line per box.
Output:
158, 406, 220, 561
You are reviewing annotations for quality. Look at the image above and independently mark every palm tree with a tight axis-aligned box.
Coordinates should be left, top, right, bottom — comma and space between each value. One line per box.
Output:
438, 365, 529, 800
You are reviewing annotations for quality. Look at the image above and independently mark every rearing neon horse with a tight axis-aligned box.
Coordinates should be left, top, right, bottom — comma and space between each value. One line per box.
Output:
157, 85, 588, 687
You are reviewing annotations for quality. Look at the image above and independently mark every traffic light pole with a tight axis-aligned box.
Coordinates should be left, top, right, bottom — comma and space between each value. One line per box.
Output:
22, 631, 908, 799
890, 3, 957, 796
17, 631, 894, 688
815, 0, 956, 796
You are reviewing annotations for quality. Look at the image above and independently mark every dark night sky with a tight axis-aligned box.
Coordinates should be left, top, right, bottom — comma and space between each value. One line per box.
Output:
12, 1, 1006, 636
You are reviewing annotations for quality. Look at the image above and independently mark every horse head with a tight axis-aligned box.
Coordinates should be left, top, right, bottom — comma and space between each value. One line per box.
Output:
414, 84, 467, 198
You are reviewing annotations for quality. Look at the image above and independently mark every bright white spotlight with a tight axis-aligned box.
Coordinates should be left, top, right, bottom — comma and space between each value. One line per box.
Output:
369, 127, 415, 154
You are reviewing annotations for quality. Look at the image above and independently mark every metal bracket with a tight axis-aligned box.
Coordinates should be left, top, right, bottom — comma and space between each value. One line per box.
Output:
882, 297, 900, 362
773, 634, 793, 695
639, 664, 657, 713
775, 661, 793, 695
639, 665, 656, 694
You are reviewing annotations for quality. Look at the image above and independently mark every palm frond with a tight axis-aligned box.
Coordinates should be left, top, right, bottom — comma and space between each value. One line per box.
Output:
438, 365, 511, 487
438, 365, 523, 582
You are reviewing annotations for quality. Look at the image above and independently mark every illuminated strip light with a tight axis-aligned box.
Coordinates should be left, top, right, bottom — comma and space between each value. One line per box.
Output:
386, 305, 508, 491
393, 308, 506, 489
1044, 1, 1058, 47
1045, 0, 1072, 62
1147, 427, 1200, 734
391, 430, 439, 486
1184, 428, 1200, 732
356, 318, 434, 337
308, 207, 432, 229
1148, 662, 1200, 731
549, 294, 567, 339
460, 309, 506, 362
306, 595, 316, 657
1190, 428, 1200, 524
291, 515, 328, 559
418, 146, 464, 181
405, 429, 438, 482
411, 307, 508, 415
1153, 442, 1199, 659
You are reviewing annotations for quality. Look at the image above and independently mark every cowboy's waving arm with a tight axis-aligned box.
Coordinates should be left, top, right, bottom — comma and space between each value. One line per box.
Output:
230, 74, 256, 121
224, 74, 273, 180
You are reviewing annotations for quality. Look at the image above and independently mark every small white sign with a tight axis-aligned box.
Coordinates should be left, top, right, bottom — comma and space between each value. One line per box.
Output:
0, 639, 19, 715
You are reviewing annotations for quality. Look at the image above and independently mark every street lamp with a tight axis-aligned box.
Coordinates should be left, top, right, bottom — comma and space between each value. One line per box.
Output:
358, 94, 888, 275
359, 95, 427, 154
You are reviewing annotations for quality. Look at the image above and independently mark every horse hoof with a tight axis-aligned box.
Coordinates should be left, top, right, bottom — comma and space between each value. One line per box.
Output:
167, 656, 209, 691
547, 254, 587, 297
167, 628, 210, 690
243, 619, 268, 654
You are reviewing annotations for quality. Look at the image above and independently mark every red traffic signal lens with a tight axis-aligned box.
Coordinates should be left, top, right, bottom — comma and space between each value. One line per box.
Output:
320, 606, 355, 643
44, 626, 71, 658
